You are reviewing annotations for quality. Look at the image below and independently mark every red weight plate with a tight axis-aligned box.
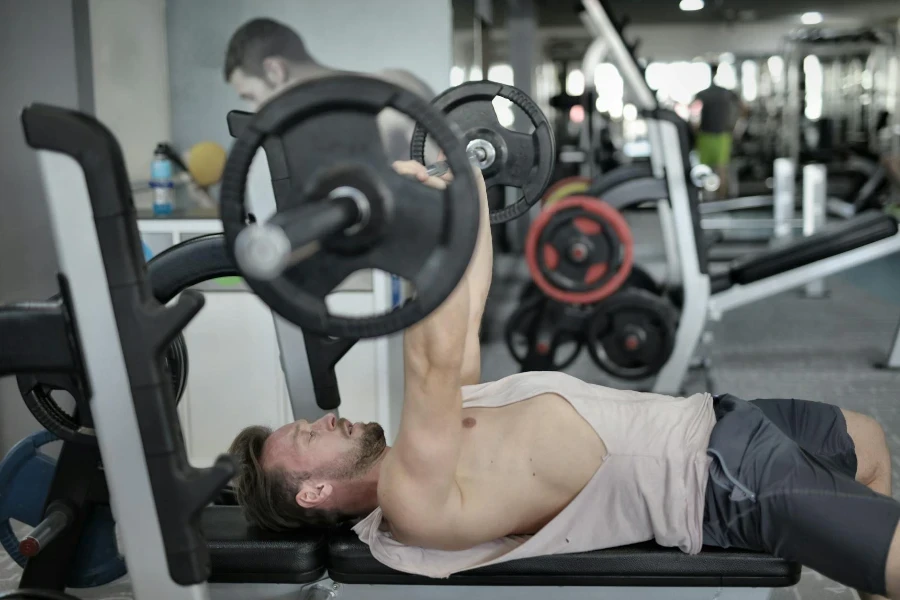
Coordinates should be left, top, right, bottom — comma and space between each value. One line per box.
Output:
525, 195, 634, 305
543, 244, 560, 270
584, 263, 609, 285
573, 217, 602, 236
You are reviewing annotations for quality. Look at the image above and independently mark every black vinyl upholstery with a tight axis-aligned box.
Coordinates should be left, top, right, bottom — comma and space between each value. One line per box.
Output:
201, 508, 800, 587
729, 211, 898, 286
327, 530, 800, 587
203, 506, 327, 584
146, 234, 235, 303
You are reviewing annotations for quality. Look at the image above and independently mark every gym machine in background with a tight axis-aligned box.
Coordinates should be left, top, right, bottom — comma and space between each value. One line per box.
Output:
503, 0, 900, 393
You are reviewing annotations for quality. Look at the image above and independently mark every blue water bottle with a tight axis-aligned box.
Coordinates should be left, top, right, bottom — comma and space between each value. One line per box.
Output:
150, 143, 175, 216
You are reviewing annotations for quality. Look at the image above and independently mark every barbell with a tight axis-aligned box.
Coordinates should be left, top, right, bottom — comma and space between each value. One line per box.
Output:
223, 75, 555, 339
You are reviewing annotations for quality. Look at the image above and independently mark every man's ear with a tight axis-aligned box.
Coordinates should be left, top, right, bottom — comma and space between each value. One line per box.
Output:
295, 480, 333, 509
262, 57, 289, 87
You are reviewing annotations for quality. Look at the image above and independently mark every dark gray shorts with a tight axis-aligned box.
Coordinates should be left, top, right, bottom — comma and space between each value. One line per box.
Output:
702, 394, 900, 595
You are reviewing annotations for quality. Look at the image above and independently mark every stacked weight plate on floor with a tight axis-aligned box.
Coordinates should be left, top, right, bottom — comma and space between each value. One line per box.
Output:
505, 293, 592, 372
585, 288, 680, 381
518, 194, 678, 380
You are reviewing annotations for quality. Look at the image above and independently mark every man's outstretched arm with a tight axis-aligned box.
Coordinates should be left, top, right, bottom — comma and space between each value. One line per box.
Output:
459, 164, 492, 385
379, 162, 482, 535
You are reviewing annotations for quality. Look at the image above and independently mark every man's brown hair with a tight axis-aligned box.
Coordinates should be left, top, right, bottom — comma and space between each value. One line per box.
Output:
223, 18, 312, 81
228, 425, 347, 530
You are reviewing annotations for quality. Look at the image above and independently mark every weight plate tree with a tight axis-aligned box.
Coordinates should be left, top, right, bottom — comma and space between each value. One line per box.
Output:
586, 288, 679, 381
221, 74, 480, 339
526, 195, 634, 305
410, 80, 556, 224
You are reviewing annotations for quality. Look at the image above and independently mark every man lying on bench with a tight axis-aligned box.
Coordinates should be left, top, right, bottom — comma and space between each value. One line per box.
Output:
230, 161, 900, 600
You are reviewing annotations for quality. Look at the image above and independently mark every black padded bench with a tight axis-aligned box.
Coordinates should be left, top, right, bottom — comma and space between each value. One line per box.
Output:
202, 507, 800, 588
202, 506, 327, 584
711, 210, 898, 291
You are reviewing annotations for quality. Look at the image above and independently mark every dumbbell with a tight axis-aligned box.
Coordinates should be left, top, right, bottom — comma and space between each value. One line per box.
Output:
690, 164, 721, 192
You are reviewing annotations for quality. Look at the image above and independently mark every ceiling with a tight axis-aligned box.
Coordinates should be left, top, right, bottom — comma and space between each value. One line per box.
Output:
452, 0, 900, 27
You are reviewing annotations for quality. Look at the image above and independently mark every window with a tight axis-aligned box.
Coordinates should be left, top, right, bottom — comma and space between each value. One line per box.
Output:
742, 60, 759, 102
714, 61, 738, 90
567, 69, 585, 96
804, 55, 823, 120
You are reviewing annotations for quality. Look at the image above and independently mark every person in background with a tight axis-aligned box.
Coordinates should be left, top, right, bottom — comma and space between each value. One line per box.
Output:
222, 18, 436, 221
693, 63, 748, 199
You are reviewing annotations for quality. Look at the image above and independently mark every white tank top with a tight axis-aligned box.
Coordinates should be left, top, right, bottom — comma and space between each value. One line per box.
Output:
353, 371, 716, 578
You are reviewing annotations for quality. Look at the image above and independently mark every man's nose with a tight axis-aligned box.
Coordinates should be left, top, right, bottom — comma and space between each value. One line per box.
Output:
315, 414, 337, 431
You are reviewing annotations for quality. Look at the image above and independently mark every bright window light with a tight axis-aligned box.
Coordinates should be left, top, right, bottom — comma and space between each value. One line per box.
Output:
741, 60, 759, 102
623, 104, 638, 121
801, 11, 823, 25
679, 0, 705, 11
593, 63, 623, 114
804, 55, 823, 120
767, 56, 785, 81
645, 62, 666, 90
714, 62, 738, 90
488, 64, 514, 85
493, 98, 515, 127
450, 66, 465, 87
469, 66, 483, 81
567, 69, 585, 96
609, 101, 624, 120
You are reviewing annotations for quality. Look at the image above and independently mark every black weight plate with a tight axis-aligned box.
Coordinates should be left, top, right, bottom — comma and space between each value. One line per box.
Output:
411, 80, 556, 224
518, 281, 544, 303
504, 295, 583, 371
586, 288, 679, 381
16, 333, 187, 447
221, 75, 480, 339
505, 294, 547, 364
625, 264, 662, 295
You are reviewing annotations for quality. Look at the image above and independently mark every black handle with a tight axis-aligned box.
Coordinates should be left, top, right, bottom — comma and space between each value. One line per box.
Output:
226, 110, 253, 138
302, 332, 358, 411
0, 300, 75, 377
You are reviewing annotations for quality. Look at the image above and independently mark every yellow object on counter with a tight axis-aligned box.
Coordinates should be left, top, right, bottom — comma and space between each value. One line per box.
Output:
186, 141, 227, 187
